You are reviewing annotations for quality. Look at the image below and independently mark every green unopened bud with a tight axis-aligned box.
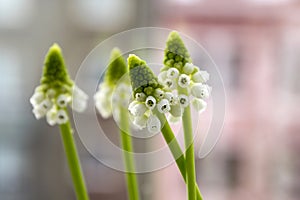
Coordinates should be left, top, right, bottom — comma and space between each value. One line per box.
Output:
164, 31, 192, 70
104, 48, 128, 87
40, 43, 73, 91
128, 54, 160, 96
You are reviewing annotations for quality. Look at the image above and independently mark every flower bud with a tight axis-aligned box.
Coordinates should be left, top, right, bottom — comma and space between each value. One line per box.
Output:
192, 98, 207, 113
157, 99, 171, 113
135, 92, 146, 102
178, 74, 191, 88
178, 94, 189, 108
154, 88, 164, 99
183, 63, 195, 75
191, 83, 210, 99
130, 103, 148, 116
192, 71, 209, 83
167, 68, 179, 79
133, 115, 148, 129
145, 96, 156, 110
164, 92, 176, 105
147, 115, 161, 134
56, 109, 68, 124
57, 94, 71, 108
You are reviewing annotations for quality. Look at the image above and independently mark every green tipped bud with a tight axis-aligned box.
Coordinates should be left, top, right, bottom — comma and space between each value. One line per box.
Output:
164, 31, 192, 70
40, 43, 73, 89
104, 48, 128, 86
127, 54, 160, 96
31, 44, 89, 124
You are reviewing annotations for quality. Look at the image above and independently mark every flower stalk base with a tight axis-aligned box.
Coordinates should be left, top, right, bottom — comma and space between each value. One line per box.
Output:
59, 111, 89, 200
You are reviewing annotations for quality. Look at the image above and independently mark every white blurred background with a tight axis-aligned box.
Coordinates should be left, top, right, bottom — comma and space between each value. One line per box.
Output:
0, 0, 300, 199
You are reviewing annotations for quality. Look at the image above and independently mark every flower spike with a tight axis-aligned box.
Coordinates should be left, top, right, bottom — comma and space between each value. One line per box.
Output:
127, 54, 188, 133
157, 31, 212, 116
128, 54, 160, 96
162, 31, 210, 200
94, 48, 131, 119
30, 44, 88, 125
164, 31, 192, 69
104, 48, 128, 86
40, 44, 73, 87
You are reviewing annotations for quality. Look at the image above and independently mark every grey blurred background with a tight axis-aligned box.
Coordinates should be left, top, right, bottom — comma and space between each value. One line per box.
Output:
1, 0, 300, 200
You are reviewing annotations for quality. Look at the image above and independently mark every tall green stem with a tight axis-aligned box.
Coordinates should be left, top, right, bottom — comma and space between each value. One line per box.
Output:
120, 106, 140, 200
182, 105, 197, 200
178, 86, 197, 200
59, 112, 89, 200
155, 111, 203, 200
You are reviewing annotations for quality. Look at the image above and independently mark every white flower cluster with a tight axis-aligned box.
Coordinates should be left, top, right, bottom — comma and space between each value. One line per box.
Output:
94, 82, 132, 120
128, 92, 162, 134
158, 62, 211, 117
30, 85, 88, 126
128, 86, 185, 133
94, 83, 113, 119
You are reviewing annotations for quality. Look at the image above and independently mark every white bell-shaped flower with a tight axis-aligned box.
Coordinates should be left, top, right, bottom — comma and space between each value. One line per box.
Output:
157, 99, 171, 113
183, 63, 195, 75
167, 68, 179, 79
164, 92, 176, 105
71, 85, 89, 112
130, 102, 148, 116
32, 106, 47, 119
95, 98, 112, 119
147, 115, 161, 134
178, 94, 189, 108
128, 100, 139, 111
178, 74, 191, 88
145, 96, 156, 110
192, 71, 209, 83
94, 84, 113, 117
57, 94, 71, 108
192, 98, 207, 113
164, 79, 176, 90
73, 85, 89, 102
133, 115, 148, 129
97, 83, 110, 95
72, 97, 88, 113
191, 83, 210, 99
154, 88, 164, 99
40, 99, 53, 112
158, 71, 167, 84
56, 109, 68, 124
135, 92, 146, 102
30, 91, 45, 106
46, 108, 57, 126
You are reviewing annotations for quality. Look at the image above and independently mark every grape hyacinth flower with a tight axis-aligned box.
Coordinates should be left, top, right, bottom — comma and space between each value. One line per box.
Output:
30, 44, 88, 126
128, 54, 191, 134
128, 52, 204, 200
29, 44, 89, 200
94, 48, 131, 119
94, 48, 140, 200
162, 31, 210, 200
160, 31, 211, 114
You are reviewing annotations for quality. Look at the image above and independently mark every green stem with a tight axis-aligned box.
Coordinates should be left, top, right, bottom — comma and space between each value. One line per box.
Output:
59, 112, 89, 200
155, 111, 203, 200
182, 105, 197, 200
120, 106, 140, 200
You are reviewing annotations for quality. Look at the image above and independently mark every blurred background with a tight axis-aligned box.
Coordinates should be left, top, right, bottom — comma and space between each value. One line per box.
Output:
1, 0, 300, 199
